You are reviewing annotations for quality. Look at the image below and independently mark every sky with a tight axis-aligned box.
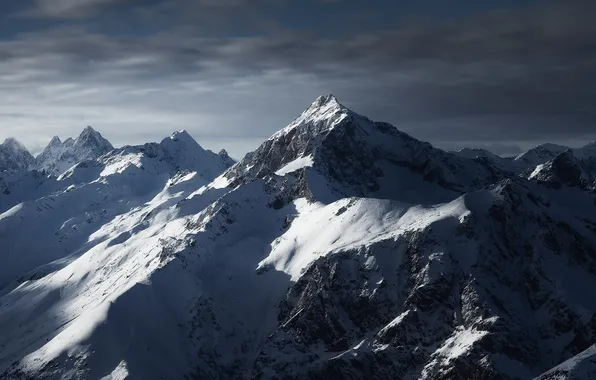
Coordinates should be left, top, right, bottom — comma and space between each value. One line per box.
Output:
0, 0, 595, 158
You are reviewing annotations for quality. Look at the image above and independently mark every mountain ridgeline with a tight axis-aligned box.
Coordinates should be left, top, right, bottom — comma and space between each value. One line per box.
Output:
0, 96, 595, 380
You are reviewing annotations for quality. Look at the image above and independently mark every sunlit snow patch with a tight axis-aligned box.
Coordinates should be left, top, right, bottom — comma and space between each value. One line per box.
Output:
275, 155, 314, 176
101, 360, 129, 380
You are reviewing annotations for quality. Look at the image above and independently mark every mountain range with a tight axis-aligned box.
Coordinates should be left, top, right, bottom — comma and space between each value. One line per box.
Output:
1, 126, 114, 177
0, 95, 595, 379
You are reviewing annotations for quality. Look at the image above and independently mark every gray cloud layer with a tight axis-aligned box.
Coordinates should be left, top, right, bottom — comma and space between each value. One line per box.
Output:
1, 0, 595, 157
23, 0, 126, 18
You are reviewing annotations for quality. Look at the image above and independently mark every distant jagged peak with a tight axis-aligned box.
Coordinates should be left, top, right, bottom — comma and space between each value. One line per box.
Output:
514, 142, 571, 169
81, 125, 97, 134
168, 129, 195, 143
516, 142, 569, 159
575, 140, 596, 159
579, 140, 596, 149
77, 125, 98, 141
48, 136, 62, 147
2, 137, 30, 152
538, 142, 570, 151
77, 125, 106, 141
33, 126, 113, 176
74, 125, 113, 150
0, 137, 34, 172
218, 149, 233, 162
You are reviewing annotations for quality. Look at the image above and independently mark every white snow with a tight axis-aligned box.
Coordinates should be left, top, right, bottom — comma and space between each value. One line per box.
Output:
0, 202, 23, 221
100, 361, 129, 380
275, 155, 314, 176
530, 163, 548, 179
535, 345, 596, 380
259, 194, 478, 281
269, 95, 348, 141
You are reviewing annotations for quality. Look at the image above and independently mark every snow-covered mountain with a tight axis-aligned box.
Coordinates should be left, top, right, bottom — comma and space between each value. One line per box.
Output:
515, 143, 571, 168
0, 129, 235, 291
225, 95, 509, 204
35, 126, 114, 176
535, 345, 596, 380
0, 138, 35, 172
0, 95, 595, 379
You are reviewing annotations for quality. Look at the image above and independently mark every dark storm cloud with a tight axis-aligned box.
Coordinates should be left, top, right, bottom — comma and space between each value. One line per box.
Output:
1, 0, 595, 155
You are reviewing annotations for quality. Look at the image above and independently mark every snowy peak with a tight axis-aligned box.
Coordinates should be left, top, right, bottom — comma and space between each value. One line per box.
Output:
40, 136, 67, 156
157, 130, 236, 178
218, 149, 229, 158
47, 136, 62, 148
529, 150, 585, 188
35, 126, 114, 176
268, 95, 352, 143
299, 93, 350, 125
304, 94, 345, 115
575, 141, 596, 160
167, 129, 193, 142
230, 94, 366, 182
81, 125, 96, 134
218, 149, 235, 167
0, 138, 35, 172
227, 94, 508, 204
2, 138, 29, 153
515, 143, 570, 166
73, 125, 113, 152
160, 130, 204, 153
86, 129, 235, 185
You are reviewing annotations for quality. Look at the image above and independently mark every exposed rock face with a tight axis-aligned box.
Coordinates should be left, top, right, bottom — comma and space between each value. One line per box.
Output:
247, 178, 596, 379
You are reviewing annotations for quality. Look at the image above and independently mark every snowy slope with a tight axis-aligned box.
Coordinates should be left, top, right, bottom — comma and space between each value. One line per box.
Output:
1, 95, 596, 380
0, 170, 72, 214
536, 345, 596, 380
0, 129, 234, 293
